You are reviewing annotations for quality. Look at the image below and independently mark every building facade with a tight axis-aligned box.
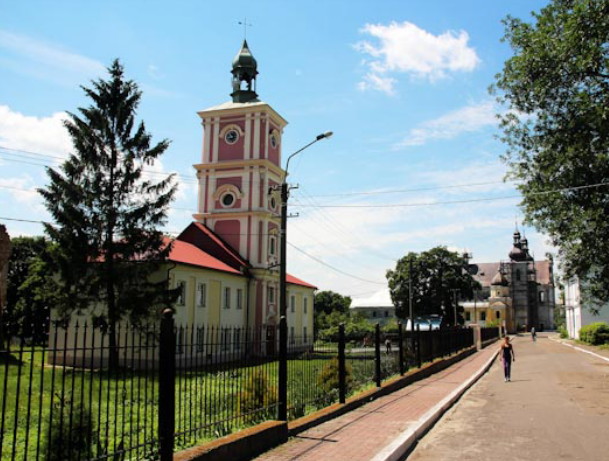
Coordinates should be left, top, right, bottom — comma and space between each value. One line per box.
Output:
463, 230, 555, 333
51, 41, 315, 360
564, 277, 609, 339
169, 40, 315, 340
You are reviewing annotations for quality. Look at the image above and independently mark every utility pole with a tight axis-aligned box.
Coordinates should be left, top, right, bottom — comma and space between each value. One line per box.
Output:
451, 288, 459, 326
408, 258, 413, 330
277, 131, 332, 421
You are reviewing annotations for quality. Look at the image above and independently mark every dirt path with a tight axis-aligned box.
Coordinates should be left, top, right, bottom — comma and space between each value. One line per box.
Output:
406, 335, 609, 460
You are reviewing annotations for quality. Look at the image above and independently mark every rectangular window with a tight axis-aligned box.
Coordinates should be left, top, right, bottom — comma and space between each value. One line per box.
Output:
290, 326, 295, 345
304, 297, 308, 314
480, 311, 487, 321
269, 237, 276, 256
539, 291, 546, 303
465, 312, 471, 321
176, 281, 186, 306
496, 310, 501, 319
268, 286, 275, 304
197, 283, 207, 308
224, 287, 231, 309
236, 289, 243, 310
303, 326, 308, 344
234, 328, 241, 350
290, 295, 295, 313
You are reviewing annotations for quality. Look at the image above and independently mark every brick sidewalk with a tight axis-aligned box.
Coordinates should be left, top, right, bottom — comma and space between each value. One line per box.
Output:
253, 345, 498, 461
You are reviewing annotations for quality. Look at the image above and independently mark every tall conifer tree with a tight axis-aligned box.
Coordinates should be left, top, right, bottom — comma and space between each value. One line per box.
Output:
40, 59, 177, 359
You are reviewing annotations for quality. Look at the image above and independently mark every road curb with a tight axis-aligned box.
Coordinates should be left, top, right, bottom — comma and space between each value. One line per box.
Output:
549, 337, 609, 363
370, 348, 499, 461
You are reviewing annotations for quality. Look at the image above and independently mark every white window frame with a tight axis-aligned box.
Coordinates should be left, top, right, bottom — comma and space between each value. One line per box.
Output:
197, 283, 207, 308
224, 287, 231, 309
236, 288, 243, 310
176, 281, 186, 306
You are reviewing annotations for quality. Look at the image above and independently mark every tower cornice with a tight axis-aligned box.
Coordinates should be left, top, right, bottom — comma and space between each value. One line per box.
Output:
197, 100, 288, 128
194, 158, 285, 179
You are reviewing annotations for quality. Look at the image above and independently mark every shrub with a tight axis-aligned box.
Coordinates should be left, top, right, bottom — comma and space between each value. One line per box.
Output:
316, 358, 352, 407
42, 398, 97, 461
238, 369, 278, 424
579, 322, 609, 345
558, 326, 568, 339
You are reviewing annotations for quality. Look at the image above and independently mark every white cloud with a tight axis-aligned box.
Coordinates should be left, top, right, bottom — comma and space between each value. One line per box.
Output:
395, 100, 497, 148
0, 105, 72, 156
0, 30, 104, 85
355, 21, 480, 94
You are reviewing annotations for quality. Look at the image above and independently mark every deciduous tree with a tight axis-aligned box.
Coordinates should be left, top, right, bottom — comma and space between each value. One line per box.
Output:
386, 247, 479, 326
492, 0, 609, 303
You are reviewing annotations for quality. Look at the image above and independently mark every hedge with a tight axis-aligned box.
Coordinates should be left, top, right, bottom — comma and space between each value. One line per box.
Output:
579, 322, 609, 345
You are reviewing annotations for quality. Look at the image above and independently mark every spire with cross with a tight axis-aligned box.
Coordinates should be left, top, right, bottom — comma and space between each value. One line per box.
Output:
238, 18, 252, 39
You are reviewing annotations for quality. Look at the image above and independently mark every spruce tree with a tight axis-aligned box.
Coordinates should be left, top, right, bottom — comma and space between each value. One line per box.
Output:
40, 59, 177, 363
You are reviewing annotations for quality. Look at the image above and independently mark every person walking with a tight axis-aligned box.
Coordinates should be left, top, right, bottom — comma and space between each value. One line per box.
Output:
500, 336, 515, 382
531, 326, 536, 342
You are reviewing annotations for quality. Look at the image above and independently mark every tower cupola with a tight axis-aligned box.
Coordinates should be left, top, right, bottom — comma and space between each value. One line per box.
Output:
231, 40, 259, 103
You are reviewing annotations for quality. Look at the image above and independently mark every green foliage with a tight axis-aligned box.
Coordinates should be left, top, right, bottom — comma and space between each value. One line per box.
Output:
492, 0, 609, 303
579, 322, 609, 345
316, 358, 352, 407
314, 290, 351, 315
238, 369, 278, 423
386, 247, 480, 326
314, 291, 352, 339
317, 314, 375, 342
4, 236, 55, 344
39, 59, 177, 329
558, 326, 569, 339
42, 398, 97, 461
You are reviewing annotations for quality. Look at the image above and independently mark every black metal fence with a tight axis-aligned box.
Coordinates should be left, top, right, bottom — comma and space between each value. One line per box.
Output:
0, 315, 476, 461
480, 326, 501, 343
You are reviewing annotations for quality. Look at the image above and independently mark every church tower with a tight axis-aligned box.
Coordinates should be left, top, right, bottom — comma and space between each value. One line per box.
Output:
193, 41, 288, 326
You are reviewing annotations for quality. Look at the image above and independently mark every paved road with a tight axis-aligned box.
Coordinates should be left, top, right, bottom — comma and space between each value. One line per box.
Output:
406, 335, 609, 461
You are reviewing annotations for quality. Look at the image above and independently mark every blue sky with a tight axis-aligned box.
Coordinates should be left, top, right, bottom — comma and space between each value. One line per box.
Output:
0, 0, 552, 298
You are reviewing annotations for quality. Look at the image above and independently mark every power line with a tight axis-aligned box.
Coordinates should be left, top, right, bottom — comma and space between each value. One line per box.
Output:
296, 180, 517, 198
291, 182, 609, 208
287, 241, 386, 285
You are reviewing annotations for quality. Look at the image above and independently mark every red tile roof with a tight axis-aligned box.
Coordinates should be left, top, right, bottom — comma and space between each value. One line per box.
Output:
286, 274, 317, 290
165, 237, 242, 275
167, 223, 316, 288
471, 261, 553, 287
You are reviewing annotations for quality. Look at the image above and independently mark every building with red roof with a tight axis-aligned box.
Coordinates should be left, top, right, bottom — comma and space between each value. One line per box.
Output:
163, 41, 316, 348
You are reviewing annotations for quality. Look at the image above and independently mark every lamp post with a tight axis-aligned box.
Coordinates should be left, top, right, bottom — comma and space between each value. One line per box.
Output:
277, 131, 332, 421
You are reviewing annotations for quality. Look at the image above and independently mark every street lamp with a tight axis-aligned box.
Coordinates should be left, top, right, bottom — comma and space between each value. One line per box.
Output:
277, 131, 332, 420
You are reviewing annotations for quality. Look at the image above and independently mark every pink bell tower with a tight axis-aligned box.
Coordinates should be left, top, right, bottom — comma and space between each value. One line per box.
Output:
193, 40, 288, 326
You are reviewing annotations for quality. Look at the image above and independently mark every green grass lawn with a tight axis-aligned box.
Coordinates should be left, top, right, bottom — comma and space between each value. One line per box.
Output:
0, 349, 346, 461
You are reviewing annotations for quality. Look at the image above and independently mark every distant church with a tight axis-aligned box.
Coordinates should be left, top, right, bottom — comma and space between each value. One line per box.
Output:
463, 230, 555, 333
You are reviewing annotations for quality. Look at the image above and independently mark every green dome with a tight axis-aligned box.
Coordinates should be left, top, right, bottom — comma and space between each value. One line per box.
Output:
232, 40, 257, 74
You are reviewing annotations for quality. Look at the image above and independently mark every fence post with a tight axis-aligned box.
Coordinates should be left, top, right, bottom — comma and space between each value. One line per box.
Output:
398, 322, 404, 375
338, 323, 346, 404
416, 324, 422, 368
374, 324, 381, 387
159, 309, 176, 461
277, 315, 288, 421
